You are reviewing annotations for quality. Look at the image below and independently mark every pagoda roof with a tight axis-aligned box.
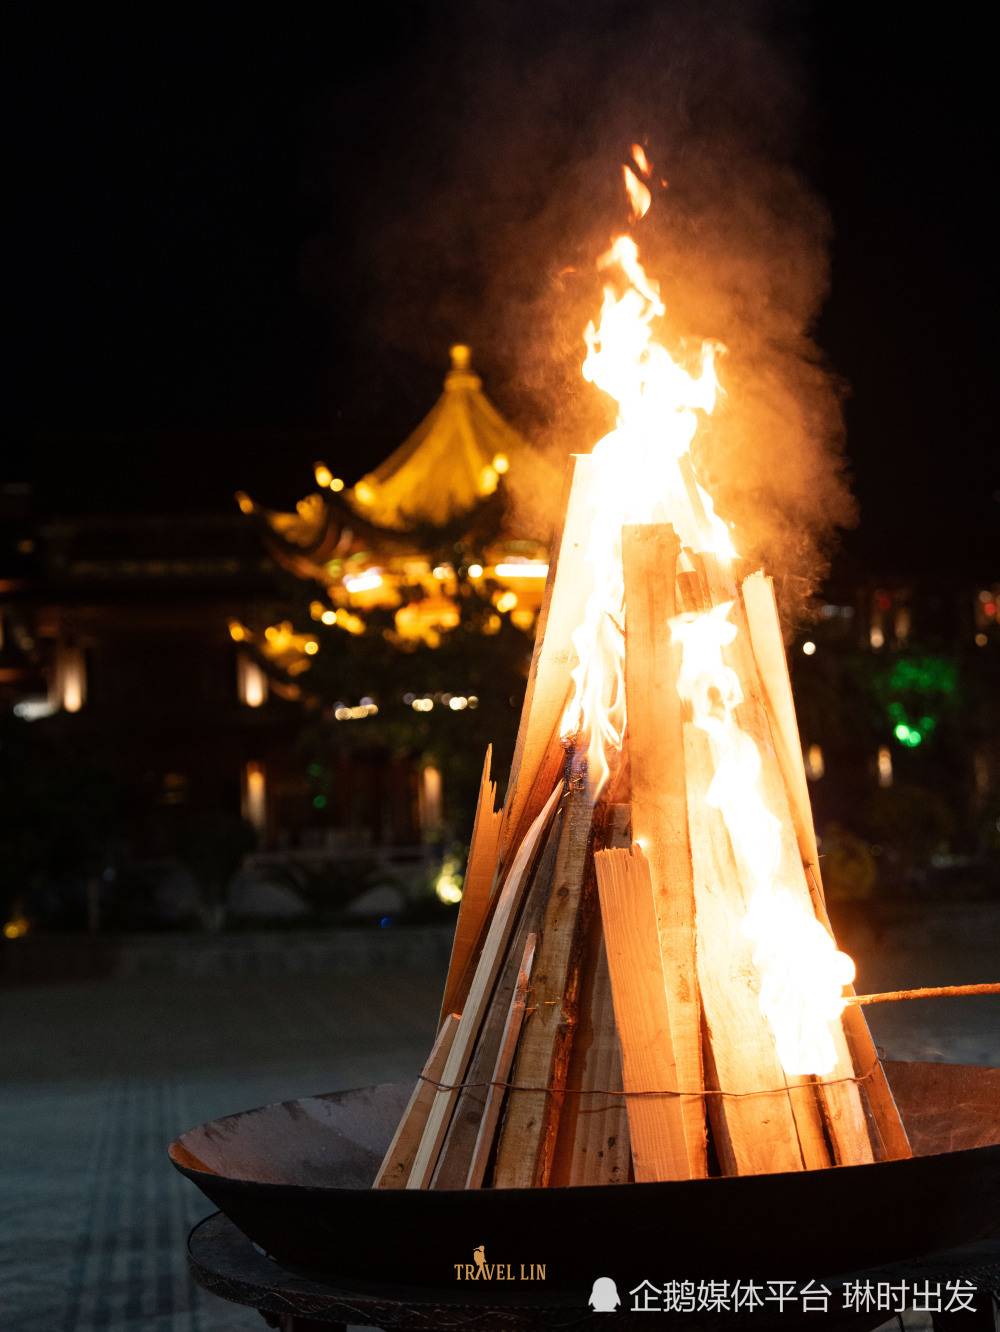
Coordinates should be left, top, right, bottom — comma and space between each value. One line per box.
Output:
345, 345, 528, 532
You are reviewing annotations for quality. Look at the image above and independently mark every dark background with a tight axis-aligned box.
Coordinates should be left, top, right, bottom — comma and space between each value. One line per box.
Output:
4, 3, 996, 577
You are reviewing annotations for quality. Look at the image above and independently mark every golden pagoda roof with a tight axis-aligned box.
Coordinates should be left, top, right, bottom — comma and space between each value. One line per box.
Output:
346, 345, 528, 532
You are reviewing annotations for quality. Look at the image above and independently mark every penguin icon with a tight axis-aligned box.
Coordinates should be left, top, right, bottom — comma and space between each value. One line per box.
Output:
588, 1277, 620, 1312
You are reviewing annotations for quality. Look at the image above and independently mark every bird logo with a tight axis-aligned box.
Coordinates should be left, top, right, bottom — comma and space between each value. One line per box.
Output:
588, 1277, 621, 1312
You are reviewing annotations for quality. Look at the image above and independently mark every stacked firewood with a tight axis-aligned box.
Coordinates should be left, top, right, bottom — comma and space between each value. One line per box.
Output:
374, 457, 912, 1191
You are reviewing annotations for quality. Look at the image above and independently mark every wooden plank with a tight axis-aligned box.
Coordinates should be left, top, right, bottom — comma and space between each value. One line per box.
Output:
686, 722, 807, 1176
807, 865, 912, 1162
595, 844, 692, 1182
492, 785, 596, 1188
430, 809, 561, 1188
547, 916, 632, 1187
500, 456, 595, 867
373, 1013, 460, 1188
717, 587, 875, 1167
438, 746, 503, 1028
466, 935, 538, 1188
406, 782, 562, 1189
741, 572, 821, 878
621, 522, 708, 1177
739, 572, 910, 1161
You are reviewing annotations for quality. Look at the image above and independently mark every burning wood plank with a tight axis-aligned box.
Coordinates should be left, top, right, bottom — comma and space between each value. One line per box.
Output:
438, 745, 503, 1028
499, 457, 594, 867
594, 843, 692, 1181
622, 522, 707, 1177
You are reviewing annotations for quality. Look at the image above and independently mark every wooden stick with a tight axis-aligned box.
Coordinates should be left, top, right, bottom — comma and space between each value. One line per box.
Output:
547, 808, 632, 1189
406, 782, 562, 1189
466, 935, 537, 1188
438, 746, 503, 1028
733, 568, 909, 1162
595, 844, 692, 1182
373, 1013, 460, 1188
806, 866, 912, 1163
685, 724, 807, 1176
430, 809, 561, 1188
492, 784, 596, 1188
846, 983, 1000, 1005
741, 572, 820, 880
547, 929, 632, 1187
622, 522, 707, 1177
718, 588, 874, 1168
500, 456, 594, 867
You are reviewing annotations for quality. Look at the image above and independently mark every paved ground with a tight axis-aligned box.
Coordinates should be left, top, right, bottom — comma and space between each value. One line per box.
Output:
2, 940, 999, 1331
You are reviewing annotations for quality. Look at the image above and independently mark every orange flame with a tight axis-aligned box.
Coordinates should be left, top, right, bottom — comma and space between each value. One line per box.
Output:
561, 235, 725, 797
622, 165, 651, 221
565, 162, 854, 1076
671, 603, 855, 1074
630, 143, 651, 177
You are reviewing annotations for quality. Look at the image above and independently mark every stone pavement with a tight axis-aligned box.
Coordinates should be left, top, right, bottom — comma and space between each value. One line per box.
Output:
2, 968, 444, 1331
2, 940, 999, 1331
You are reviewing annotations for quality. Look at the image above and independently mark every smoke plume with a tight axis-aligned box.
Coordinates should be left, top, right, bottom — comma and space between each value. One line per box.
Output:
306, 0, 856, 626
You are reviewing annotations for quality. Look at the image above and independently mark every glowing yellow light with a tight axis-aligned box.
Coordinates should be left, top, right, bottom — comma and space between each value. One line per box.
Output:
344, 570, 383, 593
494, 562, 549, 579
239, 656, 268, 708
805, 743, 825, 780
496, 592, 517, 613
976, 632, 988, 647
321, 610, 336, 625
432, 565, 452, 580
61, 648, 85, 713
467, 564, 483, 578
354, 482, 374, 505
304, 640, 319, 655
309, 601, 325, 619
314, 462, 333, 488
228, 620, 246, 641
802, 641, 816, 656
479, 466, 499, 494
330, 477, 344, 492
448, 696, 468, 710
870, 624, 885, 649
4, 913, 29, 939
242, 761, 266, 832
434, 850, 463, 903
878, 746, 893, 787
492, 453, 509, 474
236, 492, 254, 515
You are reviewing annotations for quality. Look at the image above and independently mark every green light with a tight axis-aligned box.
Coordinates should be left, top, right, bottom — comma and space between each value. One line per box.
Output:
312, 795, 327, 809
894, 724, 910, 742
307, 763, 322, 777
906, 730, 922, 746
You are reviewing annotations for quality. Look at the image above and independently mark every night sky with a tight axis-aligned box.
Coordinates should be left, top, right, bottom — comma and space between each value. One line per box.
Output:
5, 4, 996, 579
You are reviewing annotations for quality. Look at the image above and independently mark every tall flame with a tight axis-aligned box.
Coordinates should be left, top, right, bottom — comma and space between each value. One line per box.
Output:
565, 166, 854, 1076
561, 234, 727, 797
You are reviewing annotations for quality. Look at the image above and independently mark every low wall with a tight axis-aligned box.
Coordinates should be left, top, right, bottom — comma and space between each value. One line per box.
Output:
1, 924, 455, 983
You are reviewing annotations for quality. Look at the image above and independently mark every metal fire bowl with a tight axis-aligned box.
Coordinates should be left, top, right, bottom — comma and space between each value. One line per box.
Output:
170, 1061, 1000, 1296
